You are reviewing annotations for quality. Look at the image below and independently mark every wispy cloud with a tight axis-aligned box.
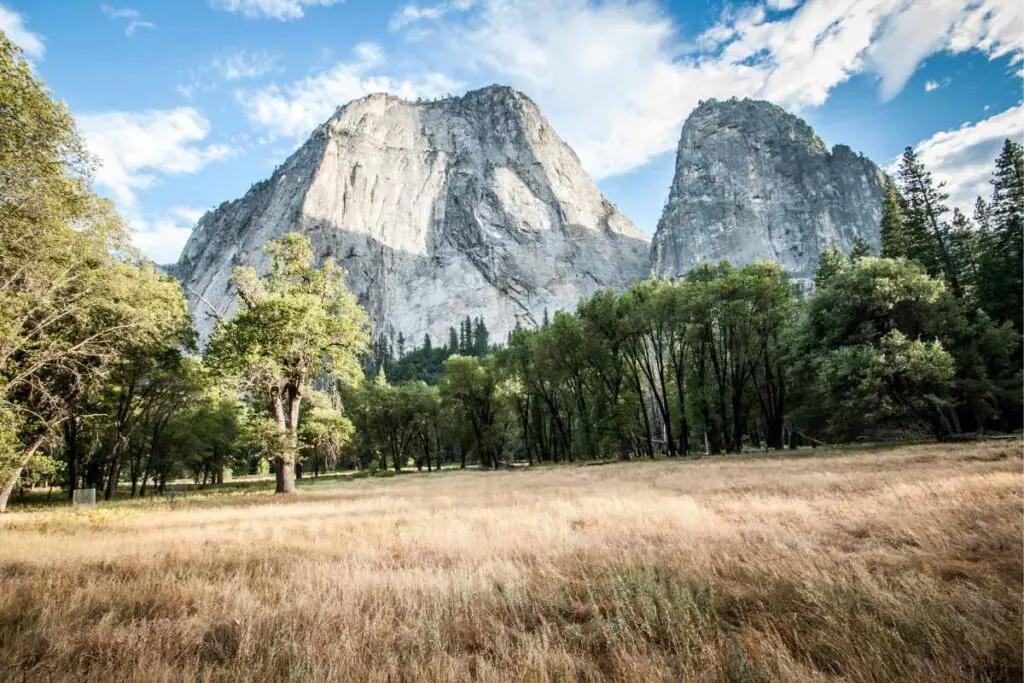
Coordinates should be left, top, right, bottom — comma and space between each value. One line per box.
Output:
0, 4, 45, 59
213, 49, 282, 80
101, 3, 157, 37
924, 78, 951, 92
369, 0, 1024, 180
100, 4, 140, 19
125, 20, 155, 37
178, 49, 283, 100
389, 1, 475, 32
236, 43, 462, 140
210, 0, 344, 21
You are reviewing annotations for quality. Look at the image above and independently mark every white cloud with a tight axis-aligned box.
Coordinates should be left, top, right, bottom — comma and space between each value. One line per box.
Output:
77, 107, 234, 208
894, 103, 1024, 214
236, 43, 462, 140
380, 0, 1024, 180
100, 4, 140, 19
212, 49, 282, 80
389, 1, 476, 31
924, 78, 951, 92
102, 4, 156, 37
210, 0, 344, 21
125, 20, 155, 37
177, 49, 282, 100
131, 206, 207, 264
0, 4, 44, 59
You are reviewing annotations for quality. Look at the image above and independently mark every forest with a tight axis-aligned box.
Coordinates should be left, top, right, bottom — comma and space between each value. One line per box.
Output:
1, 32, 1021, 513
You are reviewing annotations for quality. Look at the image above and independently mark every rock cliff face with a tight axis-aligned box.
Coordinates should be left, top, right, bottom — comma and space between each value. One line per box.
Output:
177, 85, 650, 344
651, 99, 886, 280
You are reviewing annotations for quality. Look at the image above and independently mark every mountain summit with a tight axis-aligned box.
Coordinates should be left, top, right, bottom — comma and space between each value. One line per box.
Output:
651, 98, 886, 280
176, 85, 650, 344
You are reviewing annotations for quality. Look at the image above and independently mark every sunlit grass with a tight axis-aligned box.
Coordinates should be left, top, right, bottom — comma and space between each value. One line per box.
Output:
0, 440, 1020, 681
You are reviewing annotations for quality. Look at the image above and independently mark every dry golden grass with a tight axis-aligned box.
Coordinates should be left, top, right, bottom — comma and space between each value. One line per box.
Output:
0, 441, 1021, 682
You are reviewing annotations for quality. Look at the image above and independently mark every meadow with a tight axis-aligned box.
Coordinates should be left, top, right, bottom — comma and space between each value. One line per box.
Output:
0, 441, 1020, 682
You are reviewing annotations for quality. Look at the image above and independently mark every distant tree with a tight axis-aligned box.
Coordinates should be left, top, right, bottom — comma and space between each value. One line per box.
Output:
815, 247, 846, 288
849, 235, 872, 260
472, 317, 489, 355
206, 233, 369, 494
448, 327, 459, 354
440, 356, 505, 468
299, 399, 355, 476
396, 331, 406, 360
423, 333, 432, 352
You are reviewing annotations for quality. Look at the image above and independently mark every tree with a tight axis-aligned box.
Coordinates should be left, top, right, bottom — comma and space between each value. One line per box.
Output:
815, 247, 846, 288
849, 235, 872, 260
448, 327, 458, 354
0, 36, 190, 511
880, 176, 911, 259
440, 355, 506, 468
896, 147, 962, 297
472, 317, 489, 356
976, 139, 1023, 331
299, 398, 355, 476
792, 257, 959, 440
206, 233, 369, 494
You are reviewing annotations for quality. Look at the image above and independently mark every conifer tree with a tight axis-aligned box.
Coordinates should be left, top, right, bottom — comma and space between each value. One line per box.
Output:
880, 176, 911, 258
896, 148, 963, 297
448, 326, 459, 354
472, 317, 489, 356
976, 139, 1024, 330
849, 235, 872, 260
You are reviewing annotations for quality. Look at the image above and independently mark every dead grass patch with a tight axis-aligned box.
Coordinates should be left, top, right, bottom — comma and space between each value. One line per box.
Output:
0, 440, 1020, 681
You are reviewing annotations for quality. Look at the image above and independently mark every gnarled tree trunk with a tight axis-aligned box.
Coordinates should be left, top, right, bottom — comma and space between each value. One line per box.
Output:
0, 436, 46, 514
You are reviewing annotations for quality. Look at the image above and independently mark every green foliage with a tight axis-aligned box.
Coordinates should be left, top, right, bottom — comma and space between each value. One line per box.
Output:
299, 401, 355, 475
205, 232, 369, 492
0, 33, 194, 509
793, 257, 958, 439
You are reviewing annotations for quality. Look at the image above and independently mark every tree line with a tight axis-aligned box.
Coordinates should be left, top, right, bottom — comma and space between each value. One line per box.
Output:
1, 32, 1020, 512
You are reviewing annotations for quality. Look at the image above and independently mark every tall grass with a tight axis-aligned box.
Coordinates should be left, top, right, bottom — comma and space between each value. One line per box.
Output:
0, 441, 1020, 681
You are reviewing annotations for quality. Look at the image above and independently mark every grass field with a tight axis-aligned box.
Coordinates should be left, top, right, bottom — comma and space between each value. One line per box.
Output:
0, 441, 1020, 682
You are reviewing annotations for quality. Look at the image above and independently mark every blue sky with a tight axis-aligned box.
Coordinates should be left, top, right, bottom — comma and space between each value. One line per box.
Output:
2, 0, 1021, 263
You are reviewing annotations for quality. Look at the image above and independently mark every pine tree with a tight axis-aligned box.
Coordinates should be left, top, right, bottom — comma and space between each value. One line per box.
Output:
448, 326, 459, 354
542, 307, 550, 329
976, 139, 1024, 331
849, 235, 872, 260
973, 197, 991, 232
472, 317, 489, 356
814, 247, 845, 288
897, 147, 962, 297
460, 316, 472, 354
423, 333, 432, 352
948, 208, 980, 302
880, 176, 911, 258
